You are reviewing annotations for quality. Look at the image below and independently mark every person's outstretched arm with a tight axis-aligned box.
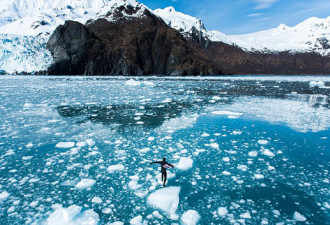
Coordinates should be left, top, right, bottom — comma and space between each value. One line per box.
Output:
166, 162, 175, 168
150, 161, 162, 164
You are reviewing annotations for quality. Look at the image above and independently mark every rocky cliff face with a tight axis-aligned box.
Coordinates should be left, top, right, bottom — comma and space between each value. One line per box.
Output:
47, 8, 221, 75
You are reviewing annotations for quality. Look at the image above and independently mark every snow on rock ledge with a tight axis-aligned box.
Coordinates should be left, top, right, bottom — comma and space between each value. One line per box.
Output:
147, 186, 181, 220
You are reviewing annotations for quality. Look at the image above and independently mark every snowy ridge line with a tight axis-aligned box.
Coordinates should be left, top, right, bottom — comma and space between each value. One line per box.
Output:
153, 7, 330, 56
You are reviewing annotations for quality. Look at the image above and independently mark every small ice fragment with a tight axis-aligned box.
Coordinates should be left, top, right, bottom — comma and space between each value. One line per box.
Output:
258, 140, 269, 145
129, 181, 142, 191
85, 139, 95, 146
177, 157, 193, 171
248, 151, 258, 157
147, 186, 180, 219
91, 197, 102, 204
211, 111, 243, 116
262, 149, 275, 157
139, 148, 151, 154
130, 215, 143, 225
293, 211, 307, 222
201, 132, 210, 137
222, 171, 231, 176
55, 142, 75, 148
109, 222, 124, 225
126, 79, 141, 86
223, 157, 230, 162
210, 143, 219, 149
102, 208, 111, 214
181, 210, 200, 225
217, 207, 228, 217
75, 179, 96, 189
148, 137, 155, 141
254, 174, 265, 179
240, 212, 251, 219
107, 164, 125, 173
0, 191, 10, 200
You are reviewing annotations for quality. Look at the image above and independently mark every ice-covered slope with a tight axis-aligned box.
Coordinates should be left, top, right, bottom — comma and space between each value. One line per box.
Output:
227, 16, 330, 55
0, 34, 52, 74
0, 0, 147, 74
154, 7, 330, 56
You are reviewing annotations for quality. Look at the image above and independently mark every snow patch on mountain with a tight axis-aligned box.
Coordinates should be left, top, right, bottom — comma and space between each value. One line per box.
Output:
153, 7, 330, 56
227, 16, 330, 55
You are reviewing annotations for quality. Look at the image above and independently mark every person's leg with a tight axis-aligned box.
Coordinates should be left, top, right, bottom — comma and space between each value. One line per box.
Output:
163, 171, 167, 187
161, 170, 164, 181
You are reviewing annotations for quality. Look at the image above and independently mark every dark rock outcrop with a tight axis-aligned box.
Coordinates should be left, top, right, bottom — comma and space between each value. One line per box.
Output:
47, 10, 222, 75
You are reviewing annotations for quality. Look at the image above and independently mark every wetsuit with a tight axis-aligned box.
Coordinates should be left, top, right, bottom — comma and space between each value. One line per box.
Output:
150, 159, 174, 187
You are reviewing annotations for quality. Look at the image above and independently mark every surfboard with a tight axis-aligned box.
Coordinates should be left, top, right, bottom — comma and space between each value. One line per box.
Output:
163, 164, 172, 169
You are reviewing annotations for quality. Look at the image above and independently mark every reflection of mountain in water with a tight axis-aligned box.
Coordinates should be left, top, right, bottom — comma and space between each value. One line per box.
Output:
57, 101, 206, 129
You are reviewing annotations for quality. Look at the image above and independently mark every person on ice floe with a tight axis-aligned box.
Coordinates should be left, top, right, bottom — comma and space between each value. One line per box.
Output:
150, 157, 174, 187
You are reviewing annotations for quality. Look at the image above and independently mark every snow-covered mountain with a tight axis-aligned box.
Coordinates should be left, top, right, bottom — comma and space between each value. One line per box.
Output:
0, 0, 329, 74
154, 7, 330, 56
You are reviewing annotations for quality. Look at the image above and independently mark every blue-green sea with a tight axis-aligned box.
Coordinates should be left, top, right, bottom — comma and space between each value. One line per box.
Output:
0, 76, 329, 225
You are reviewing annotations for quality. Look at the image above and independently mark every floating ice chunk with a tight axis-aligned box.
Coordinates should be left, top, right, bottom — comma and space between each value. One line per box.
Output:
108, 222, 124, 225
181, 210, 200, 225
232, 130, 242, 135
211, 111, 243, 119
223, 157, 230, 162
139, 148, 151, 154
85, 139, 95, 146
126, 79, 141, 86
254, 174, 265, 179
130, 215, 143, 224
30, 201, 39, 208
210, 143, 219, 149
134, 189, 149, 198
201, 132, 210, 137
75, 179, 96, 189
237, 165, 248, 171
107, 164, 125, 173
258, 140, 269, 145
218, 207, 228, 217
248, 151, 258, 157
222, 171, 231, 176
0, 191, 10, 200
147, 186, 181, 219
76, 142, 87, 147
142, 81, 154, 86
293, 211, 307, 222
55, 142, 75, 148
148, 137, 155, 141
177, 157, 193, 171
129, 180, 142, 191
61, 180, 76, 186
91, 197, 102, 204
212, 96, 222, 101
102, 208, 112, 214
262, 149, 275, 157
240, 212, 251, 219
46, 204, 99, 225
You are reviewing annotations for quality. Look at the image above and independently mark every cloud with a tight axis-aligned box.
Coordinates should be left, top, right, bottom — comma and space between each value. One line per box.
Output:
247, 13, 262, 17
254, 0, 279, 10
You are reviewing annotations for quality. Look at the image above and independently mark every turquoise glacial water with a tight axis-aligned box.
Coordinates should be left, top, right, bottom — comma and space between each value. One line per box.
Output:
0, 76, 329, 225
